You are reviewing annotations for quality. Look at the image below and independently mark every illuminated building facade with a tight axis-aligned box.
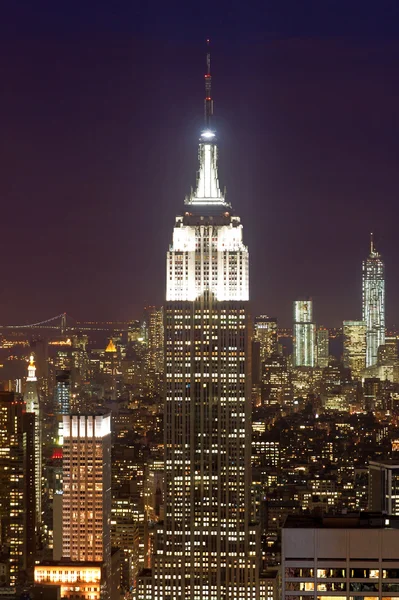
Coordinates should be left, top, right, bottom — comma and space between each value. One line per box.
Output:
377, 336, 398, 366
369, 461, 399, 515
145, 306, 164, 377
0, 392, 36, 587
293, 300, 315, 367
62, 413, 112, 593
316, 327, 329, 369
23, 354, 42, 525
343, 320, 366, 380
282, 513, 399, 600
261, 353, 292, 406
55, 369, 71, 414
254, 316, 278, 363
151, 46, 258, 599
34, 562, 102, 600
362, 235, 385, 367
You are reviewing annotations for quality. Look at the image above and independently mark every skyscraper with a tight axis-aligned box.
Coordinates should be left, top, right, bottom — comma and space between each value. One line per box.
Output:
24, 354, 42, 525
254, 316, 278, 362
62, 413, 112, 589
362, 234, 385, 367
55, 369, 71, 414
0, 392, 36, 587
151, 44, 258, 599
293, 300, 316, 367
343, 320, 367, 379
316, 327, 329, 368
369, 460, 399, 515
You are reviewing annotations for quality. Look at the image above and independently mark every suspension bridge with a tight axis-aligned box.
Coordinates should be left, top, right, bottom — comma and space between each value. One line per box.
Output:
0, 313, 131, 333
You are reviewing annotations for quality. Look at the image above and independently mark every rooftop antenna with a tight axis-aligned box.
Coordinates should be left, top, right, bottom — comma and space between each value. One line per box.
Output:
204, 39, 213, 127
370, 232, 374, 255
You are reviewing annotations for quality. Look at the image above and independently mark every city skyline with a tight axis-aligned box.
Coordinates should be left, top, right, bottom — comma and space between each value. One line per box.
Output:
0, 5, 398, 326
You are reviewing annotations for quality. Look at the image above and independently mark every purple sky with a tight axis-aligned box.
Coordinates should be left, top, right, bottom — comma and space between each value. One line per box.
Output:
0, 2, 398, 327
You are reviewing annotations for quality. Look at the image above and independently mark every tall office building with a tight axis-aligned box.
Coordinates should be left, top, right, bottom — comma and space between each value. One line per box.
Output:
151, 44, 258, 599
62, 413, 112, 588
55, 369, 71, 414
343, 320, 367, 380
0, 392, 36, 587
362, 234, 385, 367
316, 327, 329, 368
23, 354, 42, 525
261, 353, 292, 406
282, 512, 399, 600
254, 316, 278, 363
377, 336, 398, 366
293, 300, 316, 367
369, 460, 399, 515
145, 306, 164, 376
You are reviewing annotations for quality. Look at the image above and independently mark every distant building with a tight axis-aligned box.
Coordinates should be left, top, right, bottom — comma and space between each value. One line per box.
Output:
62, 413, 112, 595
262, 353, 292, 406
316, 327, 329, 368
364, 377, 381, 411
362, 234, 385, 367
369, 460, 399, 515
343, 320, 367, 380
55, 369, 71, 414
282, 512, 399, 600
145, 307, 164, 375
378, 336, 398, 366
254, 316, 278, 362
23, 354, 42, 525
293, 300, 315, 367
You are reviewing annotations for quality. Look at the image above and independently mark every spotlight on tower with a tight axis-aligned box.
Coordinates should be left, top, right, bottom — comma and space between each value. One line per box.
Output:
201, 130, 215, 139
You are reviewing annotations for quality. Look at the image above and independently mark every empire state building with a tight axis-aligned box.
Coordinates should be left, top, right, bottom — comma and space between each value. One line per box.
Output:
150, 45, 259, 600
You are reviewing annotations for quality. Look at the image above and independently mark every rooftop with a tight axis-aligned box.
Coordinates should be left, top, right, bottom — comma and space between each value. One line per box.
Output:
283, 512, 399, 530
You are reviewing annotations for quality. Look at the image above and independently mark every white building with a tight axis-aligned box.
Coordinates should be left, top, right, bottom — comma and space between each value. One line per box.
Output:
282, 512, 399, 600
293, 300, 316, 367
150, 46, 259, 600
362, 235, 385, 368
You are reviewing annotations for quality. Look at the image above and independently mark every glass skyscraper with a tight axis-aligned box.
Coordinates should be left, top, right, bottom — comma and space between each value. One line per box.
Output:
151, 47, 259, 600
293, 300, 316, 367
362, 235, 385, 368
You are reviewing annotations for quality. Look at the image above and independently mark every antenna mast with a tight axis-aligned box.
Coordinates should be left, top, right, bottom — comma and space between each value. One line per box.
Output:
204, 39, 213, 127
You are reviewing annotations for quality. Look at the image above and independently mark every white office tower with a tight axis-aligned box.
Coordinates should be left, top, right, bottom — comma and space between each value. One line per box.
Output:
151, 44, 259, 600
62, 414, 112, 589
282, 512, 399, 600
293, 300, 316, 367
362, 234, 385, 367
23, 354, 42, 525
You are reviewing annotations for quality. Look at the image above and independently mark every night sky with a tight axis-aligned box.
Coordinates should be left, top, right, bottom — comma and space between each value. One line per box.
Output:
0, 1, 399, 327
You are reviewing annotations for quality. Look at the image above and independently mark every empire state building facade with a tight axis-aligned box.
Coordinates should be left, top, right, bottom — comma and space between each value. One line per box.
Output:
151, 48, 259, 600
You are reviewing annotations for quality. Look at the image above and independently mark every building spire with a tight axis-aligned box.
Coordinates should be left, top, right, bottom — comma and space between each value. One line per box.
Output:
370, 232, 374, 255
27, 354, 37, 382
204, 39, 213, 127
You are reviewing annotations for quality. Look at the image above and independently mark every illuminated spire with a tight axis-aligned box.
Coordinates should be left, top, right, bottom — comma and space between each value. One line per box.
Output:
106, 339, 116, 353
185, 41, 229, 207
204, 39, 213, 127
370, 232, 374, 255
27, 354, 37, 382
